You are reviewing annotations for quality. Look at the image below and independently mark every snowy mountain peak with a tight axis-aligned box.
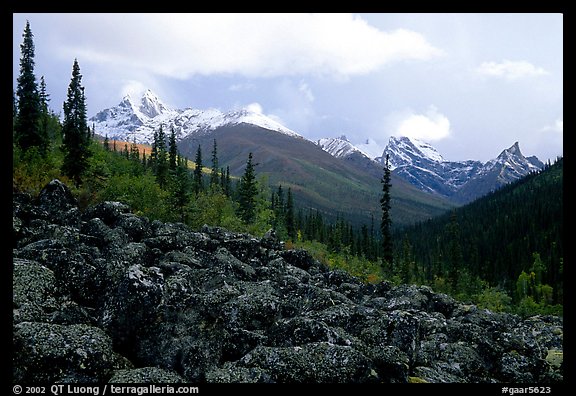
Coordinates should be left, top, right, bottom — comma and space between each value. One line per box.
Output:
119, 94, 135, 109
139, 89, 170, 118
508, 141, 520, 155
90, 90, 301, 143
384, 136, 444, 170
482, 141, 543, 181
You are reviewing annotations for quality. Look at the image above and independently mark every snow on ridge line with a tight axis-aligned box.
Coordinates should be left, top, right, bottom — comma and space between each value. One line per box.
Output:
316, 136, 373, 159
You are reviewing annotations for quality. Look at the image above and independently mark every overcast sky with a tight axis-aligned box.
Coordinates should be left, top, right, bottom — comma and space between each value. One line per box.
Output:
13, 13, 563, 162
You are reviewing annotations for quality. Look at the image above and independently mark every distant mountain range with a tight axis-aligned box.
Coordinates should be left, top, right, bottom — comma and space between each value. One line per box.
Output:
90, 90, 542, 226
316, 135, 543, 204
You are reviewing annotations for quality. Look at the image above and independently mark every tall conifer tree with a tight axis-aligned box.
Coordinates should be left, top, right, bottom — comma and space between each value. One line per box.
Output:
15, 21, 46, 154
380, 154, 393, 268
155, 125, 169, 187
286, 187, 296, 240
192, 145, 204, 195
238, 152, 258, 224
168, 127, 177, 171
61, 59, 91, 185
210, 139, 220, 187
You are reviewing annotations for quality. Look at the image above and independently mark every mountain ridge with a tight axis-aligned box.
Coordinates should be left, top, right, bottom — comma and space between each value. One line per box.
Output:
317, 135, 543, 204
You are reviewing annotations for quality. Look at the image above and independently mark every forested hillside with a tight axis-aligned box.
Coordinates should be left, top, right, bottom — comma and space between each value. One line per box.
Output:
393, 158, 563, 315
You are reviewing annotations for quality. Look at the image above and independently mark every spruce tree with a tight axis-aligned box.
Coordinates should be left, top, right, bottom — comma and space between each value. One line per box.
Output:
155, 125, 169, 188
192, 145, 204, 195
150, 129, 159, 169
61, 59, 91, 185
210, 139, 220, 187
169, 127, 177, 171
171, 156, 191, 222
38, 75, 61, 144
380, 154, 393, 269
238, 152, 258, 224
39, 76, 49, 141
13, 90, 17, 119
103, 135, 110, 151
274, 185, 285, 228
130, 139, 140, 162
286, 187, 296, 240
220, 167, 227, 191
224, 166, 231, 197
15, 21, 46, 155
445, 211, 462, 290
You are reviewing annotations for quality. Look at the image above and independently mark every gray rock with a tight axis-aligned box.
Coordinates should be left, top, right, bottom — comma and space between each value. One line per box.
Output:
267, 317, 352, 347
499, 351, 535, 383
144, 222, 214, 252
220, 281, 281, 331
82, 201, 131, 226
363, 345, 410, 383
239, 342, 372, 383
13, 258, 59, 323
412, 365, 464, 383
37, 179, 80, 227
16, 239, 100, 306
81, 217, 129, 250
13, 322, 131, 383
115, 213, 152, 242
100, 264, 164, 354
109, 367, 186, 383
205, 362, 273, 383
381, 284, 432, 311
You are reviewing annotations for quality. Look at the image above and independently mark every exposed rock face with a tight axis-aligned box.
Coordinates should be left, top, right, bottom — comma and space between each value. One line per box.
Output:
12, 180, 563, 383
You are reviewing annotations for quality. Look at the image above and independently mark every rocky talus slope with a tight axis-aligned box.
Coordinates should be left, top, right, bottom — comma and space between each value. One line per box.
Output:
12, 180, 563, 383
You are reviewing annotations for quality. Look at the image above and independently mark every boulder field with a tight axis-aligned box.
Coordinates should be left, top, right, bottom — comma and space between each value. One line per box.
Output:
12, 180, 563, 383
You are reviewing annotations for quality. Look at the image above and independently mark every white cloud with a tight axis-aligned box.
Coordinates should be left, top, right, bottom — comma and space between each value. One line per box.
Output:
542, 118, 563, 133
242, 102, 289, 127
298, 81, 315, 102
476, 60, 549, 80
229, 83, 255, 91
395, 106, 451, 142
245, 102, 263, 114
120, 80, 147, 99
53, 13, 442, 79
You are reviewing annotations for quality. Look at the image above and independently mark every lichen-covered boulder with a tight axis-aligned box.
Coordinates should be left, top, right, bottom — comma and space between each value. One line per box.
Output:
13, 322, 131, 383
13, 258, 59, 323
238, 342, 373, 383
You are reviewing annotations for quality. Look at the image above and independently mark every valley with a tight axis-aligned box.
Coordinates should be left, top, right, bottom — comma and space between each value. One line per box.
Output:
91, 90, 544, 227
